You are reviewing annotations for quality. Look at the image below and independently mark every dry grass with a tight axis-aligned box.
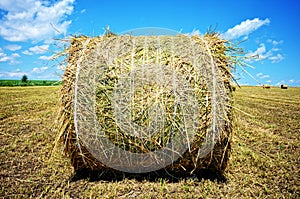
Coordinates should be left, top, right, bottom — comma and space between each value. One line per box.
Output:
0, 86, 299, 198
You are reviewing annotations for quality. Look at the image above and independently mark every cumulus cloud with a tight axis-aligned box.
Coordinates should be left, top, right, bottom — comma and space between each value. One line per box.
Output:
0, 70, 27, 78
22, 44, 49, 55
223, 18, 270, 40
252, 44, 267, 58
256, 72, 270, 79
256, 72, 263, 77
269, 53, 284, 63
0, 48, 20, 64
261, 75, 270, 79
4, 44, 22, 51
267, 39, 283, 46
0, 66, 50, 79
0, 48, 8, 61
267, 39, 283, 53
22, 50, 33, 55
246, 43, 272, 61
32, 66, 48, 73
29, 45, 49, 54
247, 42, 284, 63
57, 63, 66, 70
0, 0, 75, 42
39, 55, 52, 60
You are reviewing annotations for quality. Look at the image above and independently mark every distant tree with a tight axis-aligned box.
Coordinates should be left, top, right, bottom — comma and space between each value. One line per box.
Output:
21, 74, 28, 83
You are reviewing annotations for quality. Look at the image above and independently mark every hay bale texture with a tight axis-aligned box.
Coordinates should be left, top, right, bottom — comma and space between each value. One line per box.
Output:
57, 32, 235, 175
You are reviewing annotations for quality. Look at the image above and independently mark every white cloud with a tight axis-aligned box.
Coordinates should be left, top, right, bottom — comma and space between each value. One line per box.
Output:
0, 49, 9, 62
267, 39, 283, 53
246, 43, 272, 61
22, 50, 33, 55
0, 0, 75, 42
29, 45, 49, 54
11, 53, 20, 58
256, 72, 270, 79
254, 44, 267, 59
273, 40, 283, 45
0, 65, 52, 79
35, 73, 58, 80
261, 75, 270, 79
0, 48, 20, 64
57, 63, 65, 70
223, 18, 270, 40
23, 44, 49, 55
39, 55, 52, 60
0, 57, 9, 62
289, 79, 295, 83
256, 72, 263, 77
271, 47, 280, 52
247, 43, 284, 63
0, 0, 34, 12
4, 44, 22, 51
32, 66, 48, 73
267, 39, 283, 46
80, 9, 86, 14
266, 80, 272, 83
269, 53, 284, 63
0, 70, 27, 78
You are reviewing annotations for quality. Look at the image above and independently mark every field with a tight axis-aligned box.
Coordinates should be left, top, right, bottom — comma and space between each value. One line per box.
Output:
0, 80, 61, 87
0, 86, 299, 198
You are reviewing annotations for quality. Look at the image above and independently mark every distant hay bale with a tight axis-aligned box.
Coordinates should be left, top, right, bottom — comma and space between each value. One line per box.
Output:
281, 84, 288, 89
57, 32, 237, 175
231, 84, 236, 92
263, 84, 271, 89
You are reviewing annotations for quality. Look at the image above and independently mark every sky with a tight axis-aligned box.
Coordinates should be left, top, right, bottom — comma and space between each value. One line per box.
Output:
0, 0, 299, 86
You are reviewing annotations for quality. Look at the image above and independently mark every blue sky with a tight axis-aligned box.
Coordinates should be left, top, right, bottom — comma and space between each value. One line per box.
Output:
0, 0, 299, 86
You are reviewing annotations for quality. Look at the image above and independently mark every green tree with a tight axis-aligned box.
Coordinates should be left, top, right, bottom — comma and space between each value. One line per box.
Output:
21, 74, 28, 83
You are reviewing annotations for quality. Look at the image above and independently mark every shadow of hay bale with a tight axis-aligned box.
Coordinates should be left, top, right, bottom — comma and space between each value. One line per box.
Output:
70, 167, 227, 183
70, 137, 230, 183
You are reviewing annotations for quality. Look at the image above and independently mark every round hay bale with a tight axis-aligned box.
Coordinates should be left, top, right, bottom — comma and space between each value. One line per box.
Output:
57, 32, 234, 175
281, 84, 288, 89
263, 84, 271, 89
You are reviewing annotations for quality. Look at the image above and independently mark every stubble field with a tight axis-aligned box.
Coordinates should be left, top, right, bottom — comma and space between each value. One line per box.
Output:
0, 86, 299, 198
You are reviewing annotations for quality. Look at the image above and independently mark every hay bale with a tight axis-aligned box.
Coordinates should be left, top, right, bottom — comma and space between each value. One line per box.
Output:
263, 84, 271, 89
281, 84, 288, 89
230, 84, 236, 92
57, 32, 235, 175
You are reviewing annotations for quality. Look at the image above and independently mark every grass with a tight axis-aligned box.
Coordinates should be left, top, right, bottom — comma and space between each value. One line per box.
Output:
0, 86, 299, 198
0, 80, 62, 87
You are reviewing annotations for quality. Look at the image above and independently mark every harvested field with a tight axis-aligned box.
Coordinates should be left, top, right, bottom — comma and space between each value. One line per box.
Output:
0, 86, 299, 198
